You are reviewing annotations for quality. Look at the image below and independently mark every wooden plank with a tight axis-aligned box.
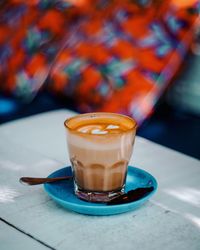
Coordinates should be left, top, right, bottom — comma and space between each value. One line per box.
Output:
0, 220, 52, 250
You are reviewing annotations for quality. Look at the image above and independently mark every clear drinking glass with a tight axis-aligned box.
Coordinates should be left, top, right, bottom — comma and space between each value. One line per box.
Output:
64, 112, 137, 202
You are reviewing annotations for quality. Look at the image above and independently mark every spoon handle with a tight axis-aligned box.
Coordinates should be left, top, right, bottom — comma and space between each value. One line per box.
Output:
20, 176, 72, 185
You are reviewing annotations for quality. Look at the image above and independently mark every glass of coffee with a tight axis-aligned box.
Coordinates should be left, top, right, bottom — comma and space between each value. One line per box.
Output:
64, 112, 137, 203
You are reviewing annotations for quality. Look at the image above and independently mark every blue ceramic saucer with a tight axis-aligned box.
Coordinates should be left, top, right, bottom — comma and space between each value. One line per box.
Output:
44, 166, 157, 215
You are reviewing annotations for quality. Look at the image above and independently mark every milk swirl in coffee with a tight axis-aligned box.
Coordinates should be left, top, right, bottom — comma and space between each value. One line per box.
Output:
65, 113, 137, 202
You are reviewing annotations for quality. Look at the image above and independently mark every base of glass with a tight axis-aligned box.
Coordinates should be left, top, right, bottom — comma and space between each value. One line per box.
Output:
74, 183, 125, 203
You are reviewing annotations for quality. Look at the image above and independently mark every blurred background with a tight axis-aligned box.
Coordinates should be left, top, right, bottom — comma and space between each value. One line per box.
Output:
0, 0, 200, 159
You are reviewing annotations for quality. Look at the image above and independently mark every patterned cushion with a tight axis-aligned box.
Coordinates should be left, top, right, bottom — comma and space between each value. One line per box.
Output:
0, 0, 199, 124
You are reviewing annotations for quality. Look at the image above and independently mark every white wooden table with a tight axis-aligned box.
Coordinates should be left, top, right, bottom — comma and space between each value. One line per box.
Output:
0, 110, 200, 250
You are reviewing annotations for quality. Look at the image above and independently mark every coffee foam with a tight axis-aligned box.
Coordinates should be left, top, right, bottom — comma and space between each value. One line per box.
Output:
77, 125, 103, 133
78, 124, 121, 135
66, 113, 136, 149
76, 123, 124, 135
67, 132, 133, 151
66, 113, 136, 134
106, 124, 119, 129
91, 129, 108, 135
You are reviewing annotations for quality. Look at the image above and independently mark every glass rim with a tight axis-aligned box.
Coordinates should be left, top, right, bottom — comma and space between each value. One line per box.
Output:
64, 112, 137, 135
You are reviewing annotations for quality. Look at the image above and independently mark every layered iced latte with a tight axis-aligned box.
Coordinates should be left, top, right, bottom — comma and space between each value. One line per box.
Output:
64, 113, 137, 202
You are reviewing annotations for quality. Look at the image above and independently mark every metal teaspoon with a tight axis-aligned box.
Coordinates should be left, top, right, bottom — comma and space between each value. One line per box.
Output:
19, 176, 73, 185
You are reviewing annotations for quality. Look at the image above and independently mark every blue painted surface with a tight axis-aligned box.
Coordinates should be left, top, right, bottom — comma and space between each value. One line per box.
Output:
44, 166, 158, 216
